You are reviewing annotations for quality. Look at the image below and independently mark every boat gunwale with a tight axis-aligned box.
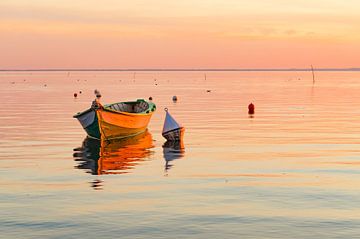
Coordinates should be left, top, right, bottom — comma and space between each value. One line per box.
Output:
102, 107, 155, 116
73, 108, 93, 118
86, 134, 101, 140
103, 100, 156, 116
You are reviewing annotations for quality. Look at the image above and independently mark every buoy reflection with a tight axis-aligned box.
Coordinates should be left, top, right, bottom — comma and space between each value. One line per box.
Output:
163, 140, 185, 174
74, 131, 154, 175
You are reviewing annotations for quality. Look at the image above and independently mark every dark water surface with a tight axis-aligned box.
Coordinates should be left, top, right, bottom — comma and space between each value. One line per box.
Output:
1, 71, 360, 238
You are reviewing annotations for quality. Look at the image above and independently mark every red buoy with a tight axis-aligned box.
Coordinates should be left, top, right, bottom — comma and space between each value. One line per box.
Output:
248, 103, 255, 114
74, 93, 78, 98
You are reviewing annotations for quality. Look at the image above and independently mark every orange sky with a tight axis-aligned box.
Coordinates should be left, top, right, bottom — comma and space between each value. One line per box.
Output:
0, 0, 359, 69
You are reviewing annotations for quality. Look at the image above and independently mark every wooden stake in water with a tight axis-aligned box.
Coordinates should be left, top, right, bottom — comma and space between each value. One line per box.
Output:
311, 65, 315, 84
204, 73, 207, 81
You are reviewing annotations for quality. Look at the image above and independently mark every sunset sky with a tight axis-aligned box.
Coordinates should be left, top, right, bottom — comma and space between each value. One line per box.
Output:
0, 0, 359, 69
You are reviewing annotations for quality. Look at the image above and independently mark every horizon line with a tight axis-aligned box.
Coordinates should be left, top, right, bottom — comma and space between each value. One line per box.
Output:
0, 67, 360, 72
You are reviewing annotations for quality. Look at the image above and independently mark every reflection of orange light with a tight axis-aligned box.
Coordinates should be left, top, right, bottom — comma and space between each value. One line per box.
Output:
97, 131, 154, 174
179, 139, 184, 149
179, 128, 185, 142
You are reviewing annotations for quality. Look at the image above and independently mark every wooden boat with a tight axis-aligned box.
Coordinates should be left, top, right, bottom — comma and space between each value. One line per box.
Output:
74, 99, 156, 140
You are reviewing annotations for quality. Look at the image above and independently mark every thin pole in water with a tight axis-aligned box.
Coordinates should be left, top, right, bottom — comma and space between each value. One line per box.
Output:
311, 65, 315, 84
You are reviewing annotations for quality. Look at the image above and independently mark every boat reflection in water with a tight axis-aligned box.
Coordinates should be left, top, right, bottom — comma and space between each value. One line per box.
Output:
162, 140, 185, 174
73, 130, 154, 175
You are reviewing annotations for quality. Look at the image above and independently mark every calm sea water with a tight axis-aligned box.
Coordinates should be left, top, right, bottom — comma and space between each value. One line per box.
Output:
1, 71, 360, 238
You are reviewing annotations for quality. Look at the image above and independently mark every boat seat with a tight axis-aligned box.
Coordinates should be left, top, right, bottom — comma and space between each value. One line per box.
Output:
112, 104, 120, 111
134, 101, 149, 113
109, 102, 148, 113
109, 103, 131, 112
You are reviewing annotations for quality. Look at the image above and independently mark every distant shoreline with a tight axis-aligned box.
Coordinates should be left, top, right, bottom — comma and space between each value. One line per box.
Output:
0, 68, 360, 72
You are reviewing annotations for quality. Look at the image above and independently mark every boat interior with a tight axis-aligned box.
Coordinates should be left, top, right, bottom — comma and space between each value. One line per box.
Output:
107, 101, 149, 113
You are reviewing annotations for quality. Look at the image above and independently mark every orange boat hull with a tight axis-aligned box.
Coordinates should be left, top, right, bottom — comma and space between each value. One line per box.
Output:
96, 109, 154, 140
